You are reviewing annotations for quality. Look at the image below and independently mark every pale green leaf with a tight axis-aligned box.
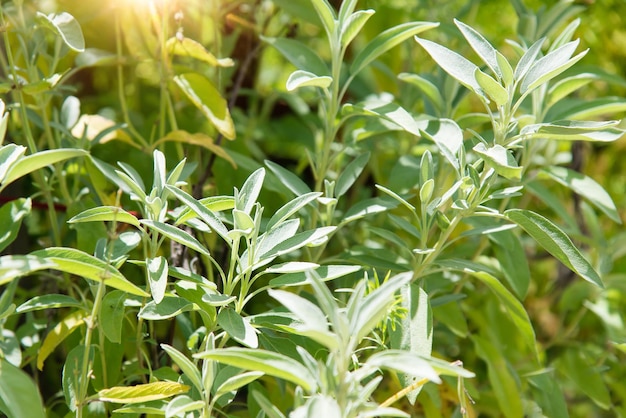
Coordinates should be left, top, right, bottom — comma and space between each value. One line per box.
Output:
166, 37, 233, 67
68, 206, 140, 228
261, 37, 329, 76
36, 12, 85, 52
455, 19, 501, 79
547, 73, 597, 106
0, 144, 26, 185
37, 310, 87, 370
311, 0, 336, 37
138, 297, 193, 320
195, 348, 317, 392
0, 198, 31, 253
147, 256, 168, 304
340, 9, 374, 48
521, 120, 624, 142
521, 40, 587, 93
265, 160, 312, 197
475, 69, 509, 106
352, 22, 438, 77
161, 344, 203, 393
286, 70, 332, 91
16, 294, 83, 313
165, 395, 204, 417
266, 192, 321, 231
473, 143, 522, 180
365, 350, 440, 383
269, 265, 361, 287
218, 308, 258, 348
98, 382, 190, 404
237, 167, 265, 215
0, 255, 55, 286
398, 73, 444, 113
513, 37, 545, 81
2, 149, 87, 188
140, 220, 210, 256
214, 371, 264, 398
31, 247, 148, 296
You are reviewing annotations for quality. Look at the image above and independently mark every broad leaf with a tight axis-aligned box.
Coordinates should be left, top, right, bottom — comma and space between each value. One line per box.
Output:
0, 198, 31, 253
505, 209, 603, 287
520, 120, 624, 142
139, 297, 194, 320
398, 73, 444, 113
174, 73, 235, 139
36, 12, 85, 52
311, 0, 336, 38
217, 308, 258, 348
214, 371, 264, 399
475, 69, 508, 106
147, 257, 168, 304
196, 348, 317, 392
365, 350, 440, 383
100, 290, 126, 343
0, 359, 46, 418
165, 396, 204, 416
286, 70, 332, 91
556, 349, 611, 410
0, 144, 26, 185
31, 248, 148, 296
513, 37, 545, 82
62, 345, 93, 412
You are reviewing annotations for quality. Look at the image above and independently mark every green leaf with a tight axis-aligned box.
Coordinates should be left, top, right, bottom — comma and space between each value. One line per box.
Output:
311, 0, 336, 38
454, 19, 502, 79
195, 348, 317, 392
352, 22, 438, 77
0, 359, 46, 418
473, 143, 522, 180
2, 149, 87, 189
398, 73, 444, 113
545, 97, 626, 121
147, 257, 168, 304
489, 229, 531, 299
414, 36, 482, 95
336, 152, 370, 197
418, 119, 464, 169
365, 350, 440, 383
521, 40, 587, 93
520, 120, 624, 142
513, 37, 545, 82
473, 336, 524, 418
165, 395, 204, 417
556, 349, 611, 409
36, 12, 85, 52
62, 345, 93, 412
166, 37, 233, 67
0, 198, 31, 253
100, 290, 126, 343
343, 197, 398, 223
468, 271, 538, 359
341, 9, 374, 49
161, 344, 203, 393
214, 371, 264, 399
139, 297, 194, 320
475, 69, 508, 106
32, 247, 148, 296
166, 186, 231, 243
265, 160, 312, 197
0, 255, 56, 286
528, 373, 570, 418
269, 265, 361, 287
217, 308, 258, 348
261, 37, 329, 76
140, 220, 210, 257
37, 310, 87, 370
0, 144, 26, 185
174, 73, 235, 140
16, 294, 83, 313
261, 227, 336, 260
237, 167, 265, 215
266, 192, 321, 231
547, 73, 597, 106
390, 284, 432, 404
286, 70, 332, 91
98, 382, 190, 404
542, 165, 620, 223
505, 209, 603, 287
68, 206, 140, 228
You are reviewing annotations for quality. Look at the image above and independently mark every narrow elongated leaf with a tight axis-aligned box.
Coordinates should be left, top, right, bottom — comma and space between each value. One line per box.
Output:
505, 209, 603, 287
542, 165, 620, 223
475, 69, 508, 106
165, 396, 204, 416
195, 348, 317, 392
528, 373, 570, 418
418, 118, 464, 168
521, 120, 624, 142
36, 12, 85, 52
521, 40, 587, 93
140, 220, 210, 257
166, 186, 230, 243
161, 344, 203, 393
286, 70, 332, 91
265, 160, 312, 196
269, 265, 361, 287
174, 73, 235, 139
489, 229, 531, 299
268, 289, 328, 333
311, 0, 336, 37
261, 37, 329, 76
68, 206, 140, 228
365, 350, 440, 383
139, 297, 193, 320
0, 359, 46, 418
98, 382, 190, 404
0, 255, 55, 286
415, 36, 482, 95
16, 294, 83, 313
352, 22, 438, 76
513, 37, 545, 81
547, 73, 597, 106
343, 197, 398, 222
266, 192, 321, 231
31, 248, 148, 296
261, 227, 336, 259
455, 19, 501, 79
217, 308, 258, 348
398, 73, 444, 113
214, 371, 264, 398
336, 152, 370, 197
545, 97, 626, 121
37, 310, 87, 370
556, 350, 611, 409
62, 345, 94, 412
2, 149, 87, 188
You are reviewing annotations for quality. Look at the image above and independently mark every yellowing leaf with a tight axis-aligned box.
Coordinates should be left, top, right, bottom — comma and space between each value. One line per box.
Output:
152, 130, 235, 167
166, 37, 233, 67
98, 381, 190, 404
37, 310, 87, 370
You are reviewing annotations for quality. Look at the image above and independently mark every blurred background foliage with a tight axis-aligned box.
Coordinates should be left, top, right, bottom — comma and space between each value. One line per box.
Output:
3, 0, 626, 416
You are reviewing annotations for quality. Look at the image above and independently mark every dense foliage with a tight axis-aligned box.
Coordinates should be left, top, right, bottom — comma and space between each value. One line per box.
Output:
1, 0, 626, 417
